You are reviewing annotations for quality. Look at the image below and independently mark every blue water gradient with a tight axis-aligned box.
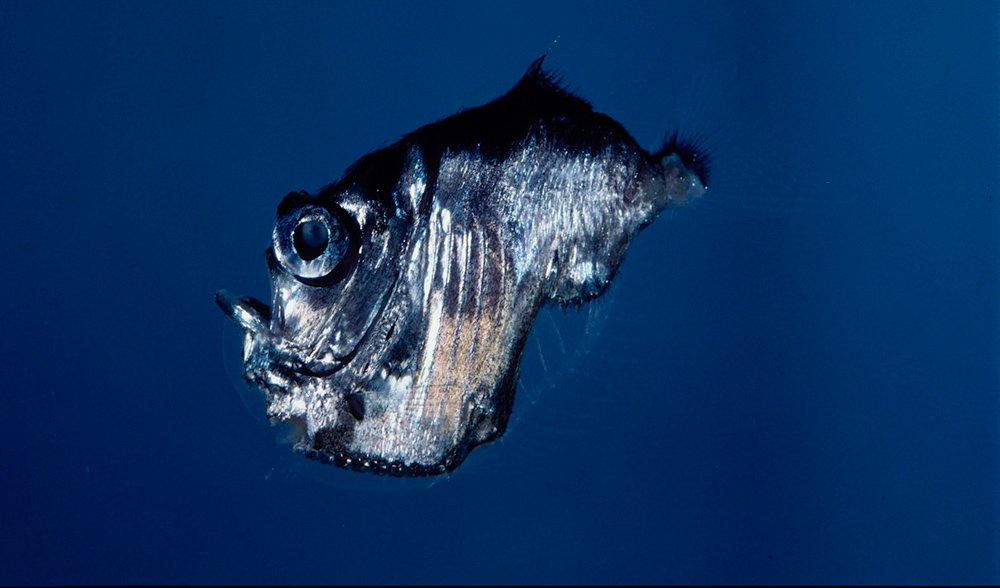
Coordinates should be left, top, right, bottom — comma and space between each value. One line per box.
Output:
0, 1, 996, 583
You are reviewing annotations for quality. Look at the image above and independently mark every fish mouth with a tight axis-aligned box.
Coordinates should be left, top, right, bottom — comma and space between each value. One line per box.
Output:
214, 290, 343, 378
215, 290, 270, 335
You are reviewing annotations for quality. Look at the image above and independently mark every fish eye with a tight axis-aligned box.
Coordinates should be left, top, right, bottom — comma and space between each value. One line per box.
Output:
273, 203, 357, 285
293, 220, 329, 261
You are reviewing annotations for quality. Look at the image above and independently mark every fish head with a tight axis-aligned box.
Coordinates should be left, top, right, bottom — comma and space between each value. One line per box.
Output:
263, 163, 414, 380
218, 147, 502, 476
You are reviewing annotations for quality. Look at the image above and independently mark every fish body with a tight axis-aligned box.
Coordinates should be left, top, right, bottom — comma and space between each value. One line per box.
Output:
217, 59, 708, 475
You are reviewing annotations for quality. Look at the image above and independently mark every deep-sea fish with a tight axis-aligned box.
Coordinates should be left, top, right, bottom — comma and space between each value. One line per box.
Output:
216, 58, 709, 476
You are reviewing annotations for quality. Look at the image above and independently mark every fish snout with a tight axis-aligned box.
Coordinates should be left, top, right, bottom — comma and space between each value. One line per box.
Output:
215, 290, 270, 335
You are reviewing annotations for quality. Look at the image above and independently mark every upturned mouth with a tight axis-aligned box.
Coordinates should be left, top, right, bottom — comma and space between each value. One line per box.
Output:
215, 290, 270, 335
216, 289, 345, 378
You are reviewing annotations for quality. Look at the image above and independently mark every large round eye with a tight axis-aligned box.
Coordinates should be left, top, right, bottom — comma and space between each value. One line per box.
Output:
273, 203, 358, 285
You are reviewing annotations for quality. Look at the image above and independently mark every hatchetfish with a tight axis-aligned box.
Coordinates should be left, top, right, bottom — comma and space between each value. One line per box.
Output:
216, 58, 709, 476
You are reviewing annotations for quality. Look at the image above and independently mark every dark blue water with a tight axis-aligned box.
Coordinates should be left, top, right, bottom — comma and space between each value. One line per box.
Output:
2, 1, 996, 583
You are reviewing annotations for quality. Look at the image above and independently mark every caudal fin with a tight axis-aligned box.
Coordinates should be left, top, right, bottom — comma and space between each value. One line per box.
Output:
647, 129, 711, 212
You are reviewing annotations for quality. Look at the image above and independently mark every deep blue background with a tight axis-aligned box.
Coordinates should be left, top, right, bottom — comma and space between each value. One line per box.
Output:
1, 1, 996, 584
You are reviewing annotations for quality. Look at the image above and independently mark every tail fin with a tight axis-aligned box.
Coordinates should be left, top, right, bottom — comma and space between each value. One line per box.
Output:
649, 129, 711, 210
654, 129, 711, 186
